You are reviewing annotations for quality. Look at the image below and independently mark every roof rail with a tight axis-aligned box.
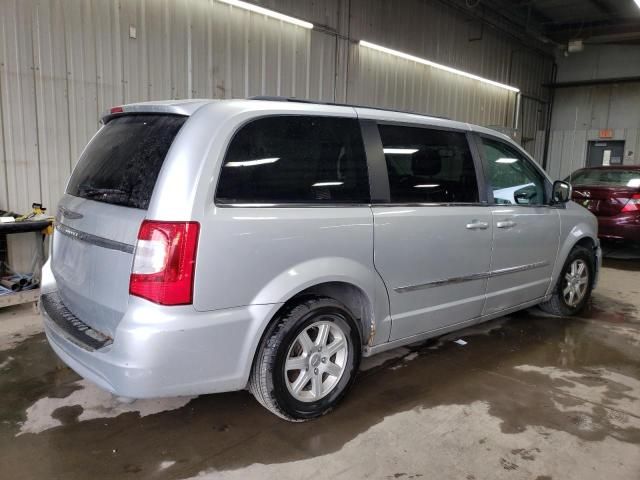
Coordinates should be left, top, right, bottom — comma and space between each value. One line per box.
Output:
248, 96, 450, 120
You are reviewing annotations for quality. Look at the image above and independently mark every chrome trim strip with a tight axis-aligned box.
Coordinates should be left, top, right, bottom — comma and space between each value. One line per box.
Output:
395, 272, 489, 292
372, 202, 487, 207
216, 202, 373, 208
55, 223, 135, 254
490, 261, 549, 277
394, 260, 549, 293
215, 202, 489, 208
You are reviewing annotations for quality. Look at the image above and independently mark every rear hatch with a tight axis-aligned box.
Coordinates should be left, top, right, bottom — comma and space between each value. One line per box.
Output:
51, 114, 187, 338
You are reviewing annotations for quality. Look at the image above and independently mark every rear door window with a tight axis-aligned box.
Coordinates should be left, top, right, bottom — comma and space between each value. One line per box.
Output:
378, 124, 479, 203
216, 116, 369, 204
66, 114, 187, 209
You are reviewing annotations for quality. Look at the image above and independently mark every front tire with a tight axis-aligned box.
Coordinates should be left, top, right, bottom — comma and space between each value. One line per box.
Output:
249, 296, 361, 421
539, 245, 595, 316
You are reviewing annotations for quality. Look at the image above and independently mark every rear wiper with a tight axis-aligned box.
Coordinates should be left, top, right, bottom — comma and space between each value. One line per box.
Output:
79, 186, 128, 199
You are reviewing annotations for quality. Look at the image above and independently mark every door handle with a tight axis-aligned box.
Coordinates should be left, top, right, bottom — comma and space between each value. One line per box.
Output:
496, 220, 516, 229
466, 221, 489, 230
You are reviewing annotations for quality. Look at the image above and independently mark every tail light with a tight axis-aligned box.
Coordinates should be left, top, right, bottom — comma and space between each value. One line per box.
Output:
621, 194, 640, 213
129, 221, 200, 305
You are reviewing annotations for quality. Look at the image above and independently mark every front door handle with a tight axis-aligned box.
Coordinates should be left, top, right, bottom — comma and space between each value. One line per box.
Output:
496, 220, 516, 229
466, 221, 489, 230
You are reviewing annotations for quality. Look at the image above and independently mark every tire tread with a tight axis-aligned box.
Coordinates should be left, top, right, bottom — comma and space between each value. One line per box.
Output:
539, 245, 594, 317
249, 296, 339, 421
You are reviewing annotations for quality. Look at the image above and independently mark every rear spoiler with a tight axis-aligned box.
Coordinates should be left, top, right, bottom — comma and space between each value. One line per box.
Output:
100, 100, 212, 124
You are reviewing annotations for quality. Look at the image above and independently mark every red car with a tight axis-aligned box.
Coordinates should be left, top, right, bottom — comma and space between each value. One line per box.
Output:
568, 166, 640, 243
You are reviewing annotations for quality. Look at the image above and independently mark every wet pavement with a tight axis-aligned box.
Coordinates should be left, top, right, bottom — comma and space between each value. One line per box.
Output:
1, 260, 639, 479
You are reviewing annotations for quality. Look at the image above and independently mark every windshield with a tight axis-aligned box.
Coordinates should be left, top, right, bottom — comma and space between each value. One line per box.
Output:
66, 114, 187, 209
568, 169, 640, 188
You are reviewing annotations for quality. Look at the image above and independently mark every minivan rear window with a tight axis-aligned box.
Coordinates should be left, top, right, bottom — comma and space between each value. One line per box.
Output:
66, 114, 187, 209
216, 116, 370, 204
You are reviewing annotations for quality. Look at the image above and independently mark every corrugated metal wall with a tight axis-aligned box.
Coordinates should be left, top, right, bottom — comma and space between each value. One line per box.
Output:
0, 0, 339, 215
0, 0, 554, 217
348, 42, 517, 126
544, 127, 640, 181
543, 49, 640, 179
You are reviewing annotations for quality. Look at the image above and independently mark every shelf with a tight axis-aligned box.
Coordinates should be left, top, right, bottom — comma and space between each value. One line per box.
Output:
0, 288, 40, 308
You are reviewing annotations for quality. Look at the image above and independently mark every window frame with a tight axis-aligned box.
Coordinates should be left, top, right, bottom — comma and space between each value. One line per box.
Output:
214, 114, 373, 207
472, 132, 555, 208
363, 120, 489, 206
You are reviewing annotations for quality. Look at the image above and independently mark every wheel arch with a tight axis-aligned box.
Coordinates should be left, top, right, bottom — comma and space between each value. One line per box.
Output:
574, 236, 597, 251
547, 225, 599, 297
238, 256, 392, 389
246, 279, 380, 384
282, 281, 373, 345
256, 280, 373, 352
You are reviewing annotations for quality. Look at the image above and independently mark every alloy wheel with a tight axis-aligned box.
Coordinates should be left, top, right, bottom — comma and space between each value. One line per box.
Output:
563, 259, 589, 307
284, 320, 348, 402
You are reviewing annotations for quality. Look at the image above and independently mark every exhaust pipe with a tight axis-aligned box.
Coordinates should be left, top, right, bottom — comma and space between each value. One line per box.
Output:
0, 279, 21, 292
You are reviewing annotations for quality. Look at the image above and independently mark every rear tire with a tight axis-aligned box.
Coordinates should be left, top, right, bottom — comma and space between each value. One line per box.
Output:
249, 296, 361, 421
539, 245, 595, 316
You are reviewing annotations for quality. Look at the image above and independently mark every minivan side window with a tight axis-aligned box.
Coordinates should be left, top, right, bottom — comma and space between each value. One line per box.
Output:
216, 116, 369, 204
378, 125, 479, 203
481, 137, 546, 206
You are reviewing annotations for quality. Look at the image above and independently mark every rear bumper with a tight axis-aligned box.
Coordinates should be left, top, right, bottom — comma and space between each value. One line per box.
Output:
42, 288, 279, 399
597, 213, 640, 242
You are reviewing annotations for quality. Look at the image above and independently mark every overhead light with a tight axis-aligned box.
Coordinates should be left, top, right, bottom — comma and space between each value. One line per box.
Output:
312, 181, 344, 187
383, 148, 419, 155
359, 40, 520, 93
495, 158, 518, 164
567, 39, 584, 53
226, 157, 280, 167
218, 0, 313, 29
414, 184, 440, 188
635, 0, 640, 9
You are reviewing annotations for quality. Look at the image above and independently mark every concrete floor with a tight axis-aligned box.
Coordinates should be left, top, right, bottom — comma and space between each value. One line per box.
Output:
1, 255, 639, 479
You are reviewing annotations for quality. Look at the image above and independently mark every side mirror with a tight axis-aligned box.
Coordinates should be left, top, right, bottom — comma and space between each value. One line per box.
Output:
552, 180, 572, 204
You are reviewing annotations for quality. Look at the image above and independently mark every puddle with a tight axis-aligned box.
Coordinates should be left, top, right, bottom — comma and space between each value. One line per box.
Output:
0, 356, 14, 370
0, 303, 43, 352
0, 300, 639, 479
19, 378, 195, 435
576, 293, 639, 325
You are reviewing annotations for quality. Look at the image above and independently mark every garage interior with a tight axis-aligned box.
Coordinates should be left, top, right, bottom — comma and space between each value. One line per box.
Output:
0, 0, 639, 479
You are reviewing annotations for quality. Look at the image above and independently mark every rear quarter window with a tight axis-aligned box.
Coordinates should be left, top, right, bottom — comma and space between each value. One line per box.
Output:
66, 114, 187, 209
216, 115, 370, 204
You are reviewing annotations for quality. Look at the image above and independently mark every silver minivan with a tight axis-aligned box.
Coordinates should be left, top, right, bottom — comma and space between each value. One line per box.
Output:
41, 98, 600, 420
